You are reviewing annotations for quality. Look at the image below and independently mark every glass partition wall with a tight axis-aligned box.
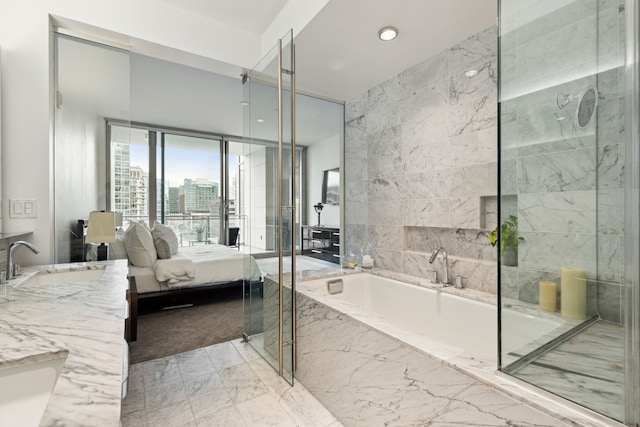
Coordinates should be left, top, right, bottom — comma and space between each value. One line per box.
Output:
499, 0, 638, 424
242, 31, 297, 384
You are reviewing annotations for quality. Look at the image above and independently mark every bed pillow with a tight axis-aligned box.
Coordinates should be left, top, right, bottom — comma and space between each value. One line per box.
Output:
125, 221, 157, 267
108, 228, 128, 260
154, 237, 172, 259
152, 223, 179, 255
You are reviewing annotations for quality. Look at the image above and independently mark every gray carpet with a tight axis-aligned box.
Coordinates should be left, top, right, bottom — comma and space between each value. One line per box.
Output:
129, 296, 244, 364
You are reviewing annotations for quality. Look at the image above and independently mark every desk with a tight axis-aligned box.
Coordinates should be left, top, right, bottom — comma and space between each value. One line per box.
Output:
301, 225, 340, 264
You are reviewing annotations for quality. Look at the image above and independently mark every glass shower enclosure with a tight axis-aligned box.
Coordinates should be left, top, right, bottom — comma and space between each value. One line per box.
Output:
242, 31, 297, 384
498, 0, 639, 424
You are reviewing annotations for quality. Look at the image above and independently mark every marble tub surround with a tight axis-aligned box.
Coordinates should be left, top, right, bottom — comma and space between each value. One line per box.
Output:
296, 271, 615, 427
344, 25, 498, 288
295, 276, 574, 427
0, 260, 129, 427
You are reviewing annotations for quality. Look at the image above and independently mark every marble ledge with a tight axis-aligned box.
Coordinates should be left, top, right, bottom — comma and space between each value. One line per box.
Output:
0, 259, 129, 427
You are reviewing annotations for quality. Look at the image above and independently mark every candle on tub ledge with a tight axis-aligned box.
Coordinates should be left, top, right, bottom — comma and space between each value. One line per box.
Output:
539, 281, 557, 312
560, 266, 587, 320
361, 254, 374, 269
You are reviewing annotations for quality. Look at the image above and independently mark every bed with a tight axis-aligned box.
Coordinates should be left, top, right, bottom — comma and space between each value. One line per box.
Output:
119, 221, 263, 341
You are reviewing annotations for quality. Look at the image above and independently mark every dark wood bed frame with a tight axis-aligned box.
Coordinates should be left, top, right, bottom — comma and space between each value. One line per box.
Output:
126, 276, 263, 342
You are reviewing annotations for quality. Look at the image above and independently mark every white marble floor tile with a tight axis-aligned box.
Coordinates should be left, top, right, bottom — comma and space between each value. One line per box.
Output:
230, 337, 262, 362
279, 383, 341, 427
218, 362, 270, 403
188, 389, 236, 421
182, 371, 225, 398
144, 381, 189, 411
141, 355, 182, 389
248, 357, 291, 397
195, 404, 248, 427
145, 401, 197, 427
121, 386, 145, 415
205, 340, 247, 370
128, 362, 145, 393
236, 393, 298, 427
175, 347, 216, 375
121, 409, 148, 427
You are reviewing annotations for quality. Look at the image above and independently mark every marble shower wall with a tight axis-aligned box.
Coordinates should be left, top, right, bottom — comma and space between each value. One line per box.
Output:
499, 0, 625, 322
344, 26, 498, 293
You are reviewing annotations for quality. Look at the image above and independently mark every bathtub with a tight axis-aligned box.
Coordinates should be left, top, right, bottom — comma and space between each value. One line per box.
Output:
299, 272, 498, 362
295, 271, 573, 426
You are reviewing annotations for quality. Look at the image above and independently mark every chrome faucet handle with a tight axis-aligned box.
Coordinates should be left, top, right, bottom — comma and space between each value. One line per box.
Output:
454, 275, 465, 289
426, 270, 437, 283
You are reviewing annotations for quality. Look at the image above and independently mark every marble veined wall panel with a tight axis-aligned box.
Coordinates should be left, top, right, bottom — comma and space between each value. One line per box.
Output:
344, 26, 498, 292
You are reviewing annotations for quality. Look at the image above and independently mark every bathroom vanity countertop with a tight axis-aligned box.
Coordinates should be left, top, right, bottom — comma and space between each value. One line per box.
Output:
0, 260, 129, 427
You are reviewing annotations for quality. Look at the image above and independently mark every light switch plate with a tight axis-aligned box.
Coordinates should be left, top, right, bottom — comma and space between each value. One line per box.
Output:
10, 199, 37, 219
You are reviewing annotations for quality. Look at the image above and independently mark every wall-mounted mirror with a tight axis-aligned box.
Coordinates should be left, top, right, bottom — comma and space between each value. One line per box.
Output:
321, 168, 339, 205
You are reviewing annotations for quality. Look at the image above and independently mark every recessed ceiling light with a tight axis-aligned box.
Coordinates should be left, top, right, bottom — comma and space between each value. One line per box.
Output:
256, 118, 265, 123
378, 26, 398, 41
464, 69, 478, 77
240, 101, 249, 106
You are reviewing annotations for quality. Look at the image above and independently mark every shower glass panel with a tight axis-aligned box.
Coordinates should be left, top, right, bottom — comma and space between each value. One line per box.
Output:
498, 0, 630, 422
242, 31, 296, 384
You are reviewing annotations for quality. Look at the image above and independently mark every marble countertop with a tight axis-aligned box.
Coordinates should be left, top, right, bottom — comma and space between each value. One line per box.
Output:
0, 260, 129, 427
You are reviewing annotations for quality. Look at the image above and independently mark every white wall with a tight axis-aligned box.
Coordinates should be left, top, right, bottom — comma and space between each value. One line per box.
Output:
306, 135, 340, 227
0, 1, 290, 264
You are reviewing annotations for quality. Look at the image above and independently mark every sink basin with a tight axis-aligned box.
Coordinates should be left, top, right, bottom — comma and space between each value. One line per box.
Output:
0, 352, 68, 427
19, 269, 105, 287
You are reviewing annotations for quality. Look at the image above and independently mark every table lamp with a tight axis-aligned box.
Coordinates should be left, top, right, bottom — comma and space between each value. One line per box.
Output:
313, 202, 324, 227
85, 211, 116, 261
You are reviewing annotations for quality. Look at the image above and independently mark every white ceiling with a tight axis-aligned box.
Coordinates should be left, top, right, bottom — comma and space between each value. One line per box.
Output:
151, 0, 497, 101
293, 0, 497, 101
154, 0, 290, 35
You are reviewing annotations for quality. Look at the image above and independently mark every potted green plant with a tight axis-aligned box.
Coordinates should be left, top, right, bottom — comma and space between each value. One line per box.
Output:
193, 224, 206, 242
490, 215, 523, 266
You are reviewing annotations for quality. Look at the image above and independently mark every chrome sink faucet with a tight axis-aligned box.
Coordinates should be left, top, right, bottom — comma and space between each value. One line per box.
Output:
6, 241, 40, 280
428, 247, 450, 285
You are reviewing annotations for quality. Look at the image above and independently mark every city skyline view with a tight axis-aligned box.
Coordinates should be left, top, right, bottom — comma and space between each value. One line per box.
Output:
129, 143, 239, 187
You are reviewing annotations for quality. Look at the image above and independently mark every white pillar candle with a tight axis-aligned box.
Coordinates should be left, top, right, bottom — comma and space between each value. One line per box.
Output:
560, 266, 587, 320
539, 281, 557, 312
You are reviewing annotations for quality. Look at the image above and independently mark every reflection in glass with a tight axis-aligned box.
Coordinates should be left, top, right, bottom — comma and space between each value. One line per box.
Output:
498, 0, 627, 422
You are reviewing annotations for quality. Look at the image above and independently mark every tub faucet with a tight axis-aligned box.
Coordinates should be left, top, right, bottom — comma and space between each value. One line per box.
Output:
6, 241, 40, 280
428, 247, 450, 285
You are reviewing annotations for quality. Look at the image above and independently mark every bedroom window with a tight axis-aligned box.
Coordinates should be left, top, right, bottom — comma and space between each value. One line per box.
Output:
160, 133, 223, 245
107, 121, 304, 254
108, 122, 225, 246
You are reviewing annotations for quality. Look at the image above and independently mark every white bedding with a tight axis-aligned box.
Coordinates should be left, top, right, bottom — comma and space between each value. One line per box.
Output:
130, 244, 262, 294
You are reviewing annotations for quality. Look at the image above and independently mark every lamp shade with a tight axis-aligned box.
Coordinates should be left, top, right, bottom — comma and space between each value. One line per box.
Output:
85, 211, 117, 243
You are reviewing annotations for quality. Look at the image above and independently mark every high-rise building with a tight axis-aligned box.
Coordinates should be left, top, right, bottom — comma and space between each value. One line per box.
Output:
129, 165, 148, 220
180, 178, 219, 214
167, 186, 180, 215
112, 142, 131, 214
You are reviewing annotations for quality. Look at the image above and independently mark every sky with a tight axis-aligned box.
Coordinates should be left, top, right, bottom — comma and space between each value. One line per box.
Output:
130, 145, 239, 187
